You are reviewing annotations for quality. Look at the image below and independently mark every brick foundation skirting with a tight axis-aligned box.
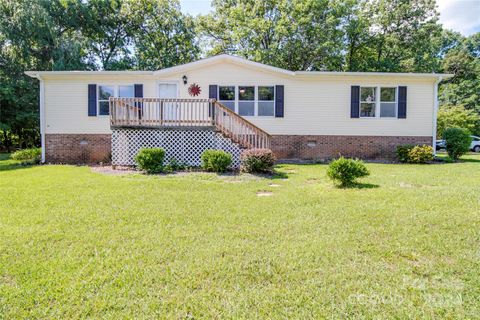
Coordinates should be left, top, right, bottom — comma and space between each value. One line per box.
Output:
45, 134, 111, 164
45, 133, 432, 164
271, 135, 432, 160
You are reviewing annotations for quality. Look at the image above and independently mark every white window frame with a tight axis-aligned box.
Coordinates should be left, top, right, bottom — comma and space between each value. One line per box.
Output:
359, 86, 398, 119
379, 87, 398, 118
257, 85, 276, 117
97, 84, 135, 116
217, 85, 276, 117
218, 85, 236, 111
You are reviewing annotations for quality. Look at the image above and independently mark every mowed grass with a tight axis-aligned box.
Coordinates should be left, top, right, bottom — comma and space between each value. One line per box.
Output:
0, 154, 479, 319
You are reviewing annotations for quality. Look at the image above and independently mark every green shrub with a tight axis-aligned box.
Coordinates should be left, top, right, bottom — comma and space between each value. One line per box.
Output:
408, 145, 434, 163
11, 148, 41, 163
396, 144, 433, 163
134, 148, 165, 174
327, 157, 370, 187
443, 127, 472, 160
241, 148, 276, 173
164, 158, 186, 173
396, 144, 415, 163
201, 150, 232, 172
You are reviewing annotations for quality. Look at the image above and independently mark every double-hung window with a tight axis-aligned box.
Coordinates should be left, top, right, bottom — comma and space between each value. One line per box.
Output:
360, 86, 397, 118
360, 87, 376, 117
98, 85, 134, 115
258, 86, 275, 116
238, 86, 255, 116
98, 86, 115, 116
219, 86, 235, 111
380, 87, 397, 117
217, 85, 275, 117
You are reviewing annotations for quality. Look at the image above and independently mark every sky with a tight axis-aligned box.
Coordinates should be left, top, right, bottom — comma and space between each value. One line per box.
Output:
179, 0, 480, 36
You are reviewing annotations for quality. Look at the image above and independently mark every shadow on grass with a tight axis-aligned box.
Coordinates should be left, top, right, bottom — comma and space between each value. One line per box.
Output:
336, 182, 380, 189
214, 169, 289, 180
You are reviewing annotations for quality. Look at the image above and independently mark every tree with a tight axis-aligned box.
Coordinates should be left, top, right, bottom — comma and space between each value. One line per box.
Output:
439, 32, 480, 112
198, 0, 348, 71
437, 105, 480, 138
344, 0, 443, 72
128, 0, 200, 70
0, 0, 91, 151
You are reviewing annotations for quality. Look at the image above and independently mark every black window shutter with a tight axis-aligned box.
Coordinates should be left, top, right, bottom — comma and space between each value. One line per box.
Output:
134, 84, 143, 98
398, 86, 407, 118
351, 86, 360, 118
209, 85, 218, 99
208, 85, 217, 117
134, 84, 143, 119
88, 84, 97, 116
275, 85, 284, 118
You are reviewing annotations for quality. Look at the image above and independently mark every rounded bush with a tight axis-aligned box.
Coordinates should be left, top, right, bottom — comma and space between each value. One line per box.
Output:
134, 148, 165, 174
408, 145, 434, 163
396, 144, 433, 163
201, 150, 232, 172
241, 148, 276, 173
11, 148, 41, 163
443, 127, 472, 160
327, 157, 370, 187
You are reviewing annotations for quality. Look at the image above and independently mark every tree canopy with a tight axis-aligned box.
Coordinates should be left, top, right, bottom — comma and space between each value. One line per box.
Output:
0, 0, 479, 149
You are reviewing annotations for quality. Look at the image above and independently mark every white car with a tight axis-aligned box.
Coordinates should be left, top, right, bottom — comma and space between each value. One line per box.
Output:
471, 136, 480, 153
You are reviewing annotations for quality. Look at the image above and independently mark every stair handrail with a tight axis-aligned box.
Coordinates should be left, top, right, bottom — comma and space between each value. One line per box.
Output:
212, 100, 271, 149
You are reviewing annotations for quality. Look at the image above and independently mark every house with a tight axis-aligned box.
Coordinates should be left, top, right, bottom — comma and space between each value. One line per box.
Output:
26, 54, 452, 166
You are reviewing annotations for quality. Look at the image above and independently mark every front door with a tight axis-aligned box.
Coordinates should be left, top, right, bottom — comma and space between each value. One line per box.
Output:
159, 83, 178, 124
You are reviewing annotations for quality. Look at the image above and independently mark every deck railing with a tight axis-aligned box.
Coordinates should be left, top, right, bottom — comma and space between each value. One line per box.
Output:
109, 97, 271, 149
109, 98, 213, 127
211, 101, 271, 149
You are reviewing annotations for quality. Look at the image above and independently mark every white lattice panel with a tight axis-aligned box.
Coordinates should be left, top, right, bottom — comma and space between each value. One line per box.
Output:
112, 128, 241, 168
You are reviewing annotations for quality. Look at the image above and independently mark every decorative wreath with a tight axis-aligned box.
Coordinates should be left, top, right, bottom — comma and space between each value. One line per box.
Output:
188, 83, 201, 97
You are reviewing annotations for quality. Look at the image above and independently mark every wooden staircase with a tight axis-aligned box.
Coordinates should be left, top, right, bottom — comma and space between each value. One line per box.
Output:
109, 98, 271, 149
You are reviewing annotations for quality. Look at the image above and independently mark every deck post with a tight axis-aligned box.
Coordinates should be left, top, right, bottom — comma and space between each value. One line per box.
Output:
160, 101, 164, 126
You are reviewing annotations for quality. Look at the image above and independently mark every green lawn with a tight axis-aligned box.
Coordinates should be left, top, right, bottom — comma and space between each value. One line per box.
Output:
1, 154, 479, 319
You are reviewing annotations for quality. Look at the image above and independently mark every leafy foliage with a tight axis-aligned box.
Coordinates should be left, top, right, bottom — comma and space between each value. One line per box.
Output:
10, 147, 41, 163
437, 105, 480, 138
164, 158, 187, 173
396, 144, 415, 163
240, 148, 276, 173
326, 157, 370, 187
201, 150, 232, 172
134, 147, 165, 173
439, 33, 480, 112
443, 127, 472, 161
396, 145, 433, 164
0, 0, 198, 151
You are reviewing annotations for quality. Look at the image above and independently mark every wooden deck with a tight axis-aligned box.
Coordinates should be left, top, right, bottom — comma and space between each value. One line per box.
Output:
109, 98, 271, 149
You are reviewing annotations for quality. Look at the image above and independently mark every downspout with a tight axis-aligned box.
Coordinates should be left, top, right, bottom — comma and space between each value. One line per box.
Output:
36, 74, 46, 163
432, 76, 443, 157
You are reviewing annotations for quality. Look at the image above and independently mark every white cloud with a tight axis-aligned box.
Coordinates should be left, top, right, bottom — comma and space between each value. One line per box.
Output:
437, 0, 480, 35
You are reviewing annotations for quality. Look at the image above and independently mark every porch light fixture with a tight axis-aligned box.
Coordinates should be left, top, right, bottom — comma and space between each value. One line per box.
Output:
182, 75, 188, 85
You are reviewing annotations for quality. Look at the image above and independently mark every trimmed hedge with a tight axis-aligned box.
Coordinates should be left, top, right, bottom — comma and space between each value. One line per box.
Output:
396, 144, 433, 163
240, 148, 276, 173
134, 148, 165, 174
327, 157, 370, 187
201, 150, 232, 172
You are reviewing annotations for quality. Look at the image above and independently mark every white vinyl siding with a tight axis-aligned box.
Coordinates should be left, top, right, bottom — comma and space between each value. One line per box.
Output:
41, 61, 435, 136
